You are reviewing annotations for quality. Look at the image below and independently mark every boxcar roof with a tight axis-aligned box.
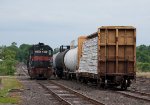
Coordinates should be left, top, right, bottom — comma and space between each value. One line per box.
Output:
99, 26, 135, 29
87, 32, 98, 39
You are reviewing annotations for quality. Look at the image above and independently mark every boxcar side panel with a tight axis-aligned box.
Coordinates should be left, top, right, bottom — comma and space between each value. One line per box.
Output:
98, 26, 136, 76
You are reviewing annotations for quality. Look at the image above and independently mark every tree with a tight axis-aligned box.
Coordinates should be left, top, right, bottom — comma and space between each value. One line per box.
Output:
18, 44, 32, 63
0, 45, 17, 75
136, 45, 150, 72
11, 42, 17, 46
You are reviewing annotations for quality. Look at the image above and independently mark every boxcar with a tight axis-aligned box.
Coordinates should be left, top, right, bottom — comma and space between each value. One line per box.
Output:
78, 26, 136, 90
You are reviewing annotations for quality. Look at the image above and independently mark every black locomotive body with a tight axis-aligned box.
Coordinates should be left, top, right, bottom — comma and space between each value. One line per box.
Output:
27, 43, 53, 79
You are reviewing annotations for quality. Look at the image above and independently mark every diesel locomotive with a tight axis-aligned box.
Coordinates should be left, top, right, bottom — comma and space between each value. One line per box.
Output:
27, 43, 53, 79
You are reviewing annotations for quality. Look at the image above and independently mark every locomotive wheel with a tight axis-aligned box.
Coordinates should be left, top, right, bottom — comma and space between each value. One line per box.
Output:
30, 77, 34, 80
76, 74, 80, 82
65, 73, 70, 80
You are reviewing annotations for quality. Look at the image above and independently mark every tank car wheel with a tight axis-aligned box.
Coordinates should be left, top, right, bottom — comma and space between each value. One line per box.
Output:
56, 70, 63, 79
82, 78, 88, 84
30, 76, 34, 80
66, 73, 70, 80
76, 74, 80, 82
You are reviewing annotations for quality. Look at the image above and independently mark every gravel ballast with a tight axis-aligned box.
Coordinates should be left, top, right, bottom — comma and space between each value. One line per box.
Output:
53, 79, 150, 105
18, 77, 61, 105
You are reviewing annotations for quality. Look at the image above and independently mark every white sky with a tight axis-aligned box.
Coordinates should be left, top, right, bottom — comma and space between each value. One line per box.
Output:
0, 0, 150, 48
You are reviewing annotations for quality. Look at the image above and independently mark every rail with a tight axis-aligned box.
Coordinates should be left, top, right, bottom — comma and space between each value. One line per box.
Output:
115, 90, 150, 103
38, 80, 105, 105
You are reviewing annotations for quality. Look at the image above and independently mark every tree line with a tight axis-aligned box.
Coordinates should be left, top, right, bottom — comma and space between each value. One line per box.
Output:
136, 45, 150, 72
0, 42, 31, 75
0, 43, 150, 75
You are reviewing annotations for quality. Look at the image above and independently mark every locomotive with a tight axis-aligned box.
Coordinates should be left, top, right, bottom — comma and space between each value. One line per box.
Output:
27, 43, 53, 79
53, 26, 136, 90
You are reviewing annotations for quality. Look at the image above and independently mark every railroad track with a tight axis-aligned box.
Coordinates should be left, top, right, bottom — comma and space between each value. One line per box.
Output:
21, 66, 28, 76
115, 90, 150, 103
37, 80, 105, 105
128, 90, 150, 97
16, 63, 29, 76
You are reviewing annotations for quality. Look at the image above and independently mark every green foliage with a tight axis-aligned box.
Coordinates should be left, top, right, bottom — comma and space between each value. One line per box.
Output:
17, 44, 31, 63
136, 45, 150, 72
0, 43, 18, 75
0, 59, 16, 75
0, 42, 31, 75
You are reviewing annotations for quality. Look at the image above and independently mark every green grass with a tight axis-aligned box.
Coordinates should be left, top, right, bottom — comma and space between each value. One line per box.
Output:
0, 76, 22, 104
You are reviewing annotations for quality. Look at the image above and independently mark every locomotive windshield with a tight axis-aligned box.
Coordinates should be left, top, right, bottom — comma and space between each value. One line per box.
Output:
30, 46, 53, 56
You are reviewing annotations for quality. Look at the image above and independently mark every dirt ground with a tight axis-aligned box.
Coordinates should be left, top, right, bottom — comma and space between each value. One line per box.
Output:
17, 77, 150, 105
15, 63, 61, 105
18, 77, 61, 105
52, 78, 150, 105
129, 77, 150, 93
16, 64, 150, 105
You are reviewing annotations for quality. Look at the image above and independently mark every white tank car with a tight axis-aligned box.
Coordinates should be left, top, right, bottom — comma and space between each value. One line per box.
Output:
64, 47, 78, 72
53, 52, 59, 69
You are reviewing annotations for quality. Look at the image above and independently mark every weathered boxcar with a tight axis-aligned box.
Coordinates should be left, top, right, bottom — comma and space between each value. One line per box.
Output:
78, 26, 136, 90
27, 43, 53, 79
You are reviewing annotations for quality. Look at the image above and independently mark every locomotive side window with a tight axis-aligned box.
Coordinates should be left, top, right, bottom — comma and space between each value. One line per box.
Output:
43, 51, 48, 53
35, 50, 41, 53
49, 50, 52, 56
34, 50, 48, 54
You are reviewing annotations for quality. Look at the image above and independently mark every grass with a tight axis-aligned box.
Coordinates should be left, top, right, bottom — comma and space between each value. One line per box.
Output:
0, 76, 22, 104
136, 72, 150, 78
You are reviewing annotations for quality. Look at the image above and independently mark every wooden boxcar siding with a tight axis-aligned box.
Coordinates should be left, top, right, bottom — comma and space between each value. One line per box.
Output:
98, 26, 136, 76
77, 36, 87, 68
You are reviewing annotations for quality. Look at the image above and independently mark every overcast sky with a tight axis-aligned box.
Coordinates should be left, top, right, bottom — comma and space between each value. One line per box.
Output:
0, 0, 150, 48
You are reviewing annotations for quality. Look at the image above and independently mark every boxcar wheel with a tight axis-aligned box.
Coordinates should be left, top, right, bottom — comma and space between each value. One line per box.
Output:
121, 79, 128, 90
